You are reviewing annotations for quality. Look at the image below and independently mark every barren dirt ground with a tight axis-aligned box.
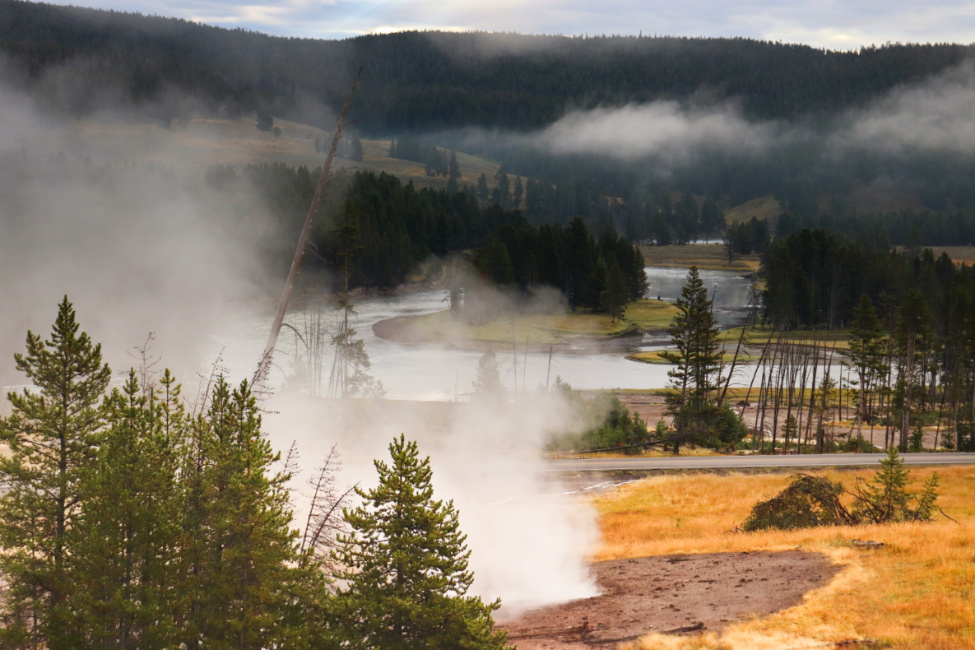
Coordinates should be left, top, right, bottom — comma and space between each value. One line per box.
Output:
499, 551, 841, 648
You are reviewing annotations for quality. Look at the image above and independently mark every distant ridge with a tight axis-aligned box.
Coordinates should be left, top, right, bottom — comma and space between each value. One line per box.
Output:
1, 0, 973, 132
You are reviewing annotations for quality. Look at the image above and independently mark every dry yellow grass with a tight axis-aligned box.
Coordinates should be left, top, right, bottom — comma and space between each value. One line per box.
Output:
589, 466, 975, 649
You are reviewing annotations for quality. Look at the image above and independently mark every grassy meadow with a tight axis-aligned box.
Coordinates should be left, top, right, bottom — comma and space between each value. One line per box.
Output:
52, 114, 504, 191
589, 466, 975, 649
378, 299, 679, 347
639, 243, 761, 273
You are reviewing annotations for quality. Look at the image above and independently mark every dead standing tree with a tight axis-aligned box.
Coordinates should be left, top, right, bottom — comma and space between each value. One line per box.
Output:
253, 69, 362, 389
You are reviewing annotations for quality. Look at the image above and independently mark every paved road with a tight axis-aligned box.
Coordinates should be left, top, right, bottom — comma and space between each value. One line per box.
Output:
546, 452, 975, 473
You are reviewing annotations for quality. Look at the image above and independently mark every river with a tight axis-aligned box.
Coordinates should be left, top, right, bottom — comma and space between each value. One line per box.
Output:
207, 267, 757, 400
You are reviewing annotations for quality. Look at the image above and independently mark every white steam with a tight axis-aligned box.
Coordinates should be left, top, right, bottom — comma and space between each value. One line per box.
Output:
0, 75, 601, 616
266, 392, 599, 617
0, 81, 278, 385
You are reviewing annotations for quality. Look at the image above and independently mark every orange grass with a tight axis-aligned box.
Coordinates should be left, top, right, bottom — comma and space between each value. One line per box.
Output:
589, 466, 975, 649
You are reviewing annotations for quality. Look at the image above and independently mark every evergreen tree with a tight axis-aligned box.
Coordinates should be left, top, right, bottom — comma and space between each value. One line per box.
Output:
0, 297, 112, 648
845, 294, 888, 439
851, 447, 938, 523
895, 289, 933, 451
182, 378, 306, 649
493, 167, 510, 208
476, 237, 516, 286
563, 217, 595, 310
476, 173, 490, 203
333, 435, 510, 650
472, 349, 505, 399
600, 259, 629, 322
449, 150, 461, 180
350, 131, 364, 162
699, 197, 724, 243
511, 175, 524, 209
661, 267, 724, 453
65, 370, 185, 648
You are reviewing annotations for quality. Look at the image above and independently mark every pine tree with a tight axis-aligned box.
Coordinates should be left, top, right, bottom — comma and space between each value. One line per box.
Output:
845, 294, 887, 440
472, 349, 505, 400
851, 447, 939, 524
449, 150, 461, 180
350, 131, 364, 161
511, 175, 524, 208
333, 435, 510, 650
476, 173, 489, 203
65, 369, 185, 648
600, 259, 629, 322
895, 289, 932, 451
0, 297, 112, 647
661, 267, 724, 453
494, 167, 510, 208
182, 378, 305, 649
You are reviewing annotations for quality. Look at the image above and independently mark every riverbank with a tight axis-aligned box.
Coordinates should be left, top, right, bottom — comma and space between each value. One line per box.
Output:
372, 299, 679, 349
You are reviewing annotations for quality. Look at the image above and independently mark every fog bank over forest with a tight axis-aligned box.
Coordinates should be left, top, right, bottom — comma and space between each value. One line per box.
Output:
439, 57, 975, 187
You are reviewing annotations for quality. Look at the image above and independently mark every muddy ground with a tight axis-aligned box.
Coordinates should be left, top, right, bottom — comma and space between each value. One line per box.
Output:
498, 550, 841, 648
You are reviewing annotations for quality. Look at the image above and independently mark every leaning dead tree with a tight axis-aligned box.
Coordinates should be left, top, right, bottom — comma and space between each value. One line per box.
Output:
253, 68, 362, 389
301, 444, 357, 573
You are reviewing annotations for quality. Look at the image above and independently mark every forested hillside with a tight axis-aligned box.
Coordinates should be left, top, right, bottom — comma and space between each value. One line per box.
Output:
4, 0, 975, 215
1, 0, 971, 131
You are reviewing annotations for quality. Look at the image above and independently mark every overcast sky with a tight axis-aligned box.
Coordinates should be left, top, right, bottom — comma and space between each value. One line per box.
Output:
38, 0, 975, 50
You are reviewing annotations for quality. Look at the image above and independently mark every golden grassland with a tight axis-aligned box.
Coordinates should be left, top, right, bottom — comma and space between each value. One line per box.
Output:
640, 244, 761, 273
724, 196, 782, 225
906, 246, 975, 268
379, 299, 679, 346
588, 466, 975, 649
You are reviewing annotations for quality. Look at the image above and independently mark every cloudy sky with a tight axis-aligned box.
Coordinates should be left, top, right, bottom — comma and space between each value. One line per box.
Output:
39, 0, 975, 50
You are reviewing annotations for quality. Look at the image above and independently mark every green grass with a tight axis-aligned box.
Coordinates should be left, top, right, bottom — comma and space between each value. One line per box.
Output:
627, 349, 762, 365
719, 324, 853, 349
375, 299, 679, 347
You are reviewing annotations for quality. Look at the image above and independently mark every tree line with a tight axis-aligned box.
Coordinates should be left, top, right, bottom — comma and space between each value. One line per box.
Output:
759, 229, 975, 452
776, 209, 975, 247
3, 2, 971, 130
0, 298, 510, 648
233, 166, 649, 311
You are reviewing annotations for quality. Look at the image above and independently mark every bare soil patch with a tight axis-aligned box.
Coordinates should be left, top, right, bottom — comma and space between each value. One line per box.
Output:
499, 550, 840, 648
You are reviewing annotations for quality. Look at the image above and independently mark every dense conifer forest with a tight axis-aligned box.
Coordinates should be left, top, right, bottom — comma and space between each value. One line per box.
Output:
2, 0, 971, 129
3, 0, 975, 213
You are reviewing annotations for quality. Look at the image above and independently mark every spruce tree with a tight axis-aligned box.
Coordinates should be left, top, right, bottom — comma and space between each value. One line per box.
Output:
334, 435, 510, 650
0, 297, 112, 647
